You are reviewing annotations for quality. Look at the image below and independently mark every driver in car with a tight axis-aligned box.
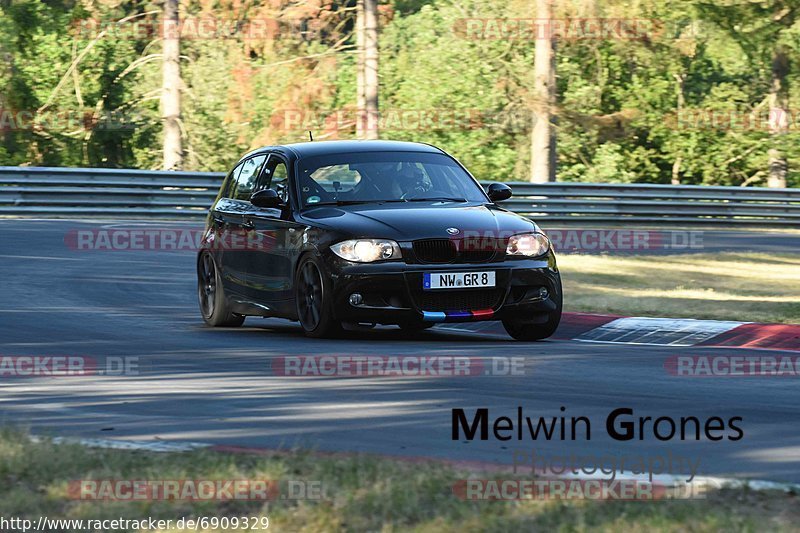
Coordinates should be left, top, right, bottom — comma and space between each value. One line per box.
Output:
359, 162, 430, 200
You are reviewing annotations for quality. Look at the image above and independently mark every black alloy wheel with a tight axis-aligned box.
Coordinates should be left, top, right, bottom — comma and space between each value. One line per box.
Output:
295, 255, 342, 338
197, 252, 245, 327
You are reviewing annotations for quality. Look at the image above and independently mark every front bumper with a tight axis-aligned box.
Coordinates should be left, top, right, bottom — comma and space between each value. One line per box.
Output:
323, 253, 561, 325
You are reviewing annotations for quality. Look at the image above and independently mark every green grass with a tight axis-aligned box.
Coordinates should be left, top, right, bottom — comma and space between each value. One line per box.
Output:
1, 429, 798, 532
558, 252, 800, 324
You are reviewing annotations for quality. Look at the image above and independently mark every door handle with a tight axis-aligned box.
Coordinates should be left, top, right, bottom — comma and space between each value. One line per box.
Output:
243, 220, 255, 231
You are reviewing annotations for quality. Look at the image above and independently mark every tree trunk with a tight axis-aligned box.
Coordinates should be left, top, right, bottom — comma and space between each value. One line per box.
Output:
671, 156, 682, 186
530, 0, 556, 183
355, 0, 366, 139
363, 0, 379, 140
162, 0, 183, 170
672, 73, 686, 185
767, 48, 789, 188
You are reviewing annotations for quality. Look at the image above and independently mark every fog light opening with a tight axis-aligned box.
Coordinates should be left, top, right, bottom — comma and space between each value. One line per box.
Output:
349, 293, 363, 306
538, 287, 549, 299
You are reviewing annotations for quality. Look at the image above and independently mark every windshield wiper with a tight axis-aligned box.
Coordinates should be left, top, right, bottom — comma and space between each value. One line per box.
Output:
372, 197, 468, 203
310, 200, 376, 206
309, 197, 469, 206
404, 197, 468, 203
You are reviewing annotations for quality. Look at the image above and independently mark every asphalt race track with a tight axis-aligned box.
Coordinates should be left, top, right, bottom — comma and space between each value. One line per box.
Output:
1, 220, 798, 483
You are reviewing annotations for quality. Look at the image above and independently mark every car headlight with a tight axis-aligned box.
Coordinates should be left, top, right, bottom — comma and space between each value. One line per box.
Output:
330, 239, 402, 262
506, 233, 550, 257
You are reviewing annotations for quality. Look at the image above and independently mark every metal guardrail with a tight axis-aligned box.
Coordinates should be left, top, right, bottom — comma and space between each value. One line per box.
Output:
1, 166, 799, 226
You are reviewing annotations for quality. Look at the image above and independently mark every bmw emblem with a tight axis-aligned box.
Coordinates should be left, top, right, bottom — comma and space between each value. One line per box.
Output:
446, 227, 460, 235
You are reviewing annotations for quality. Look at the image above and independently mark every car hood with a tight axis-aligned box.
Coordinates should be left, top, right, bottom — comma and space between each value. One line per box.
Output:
301, 202, 538, 241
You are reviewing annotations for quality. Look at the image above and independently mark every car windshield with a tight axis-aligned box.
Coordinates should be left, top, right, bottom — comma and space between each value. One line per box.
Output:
295, 151, 488, 207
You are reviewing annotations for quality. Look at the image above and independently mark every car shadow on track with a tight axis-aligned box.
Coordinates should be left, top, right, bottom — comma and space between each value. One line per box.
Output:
217, 319, 538, 344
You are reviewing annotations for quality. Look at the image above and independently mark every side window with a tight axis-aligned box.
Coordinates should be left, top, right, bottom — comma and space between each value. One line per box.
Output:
258, 155, 290, 203
225, 162, 244, 198
234, 155, 267, 201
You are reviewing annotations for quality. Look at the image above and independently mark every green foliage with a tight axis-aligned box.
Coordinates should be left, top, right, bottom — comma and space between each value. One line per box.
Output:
0, 0, 799, 187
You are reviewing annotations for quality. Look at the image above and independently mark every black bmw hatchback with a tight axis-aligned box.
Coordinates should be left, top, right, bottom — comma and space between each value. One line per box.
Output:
197, 140, 562, 340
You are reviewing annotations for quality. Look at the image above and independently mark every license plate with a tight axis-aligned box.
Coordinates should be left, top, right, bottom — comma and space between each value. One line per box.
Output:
423, 271, 495, 290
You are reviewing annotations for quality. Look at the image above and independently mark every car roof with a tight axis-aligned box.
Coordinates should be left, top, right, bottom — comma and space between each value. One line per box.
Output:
242, 140, 444, 161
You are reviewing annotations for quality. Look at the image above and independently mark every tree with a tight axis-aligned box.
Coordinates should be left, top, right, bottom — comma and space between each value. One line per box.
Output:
356, 0, 366, 139
697, 0, 798, 188
530, 0, 556, 183
768, 44, 791, 188
161, 0, 182, 170
357, 0, 379, 139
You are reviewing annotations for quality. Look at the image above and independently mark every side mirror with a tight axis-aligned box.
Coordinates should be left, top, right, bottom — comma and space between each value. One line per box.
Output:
487, 182, 512, 203
250, 188, 283, 209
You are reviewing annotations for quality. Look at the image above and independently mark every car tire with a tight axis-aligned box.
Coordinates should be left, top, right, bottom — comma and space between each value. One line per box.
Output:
295, 255, 343, 338
502, 278, 563, 341
197, 252, 246, 327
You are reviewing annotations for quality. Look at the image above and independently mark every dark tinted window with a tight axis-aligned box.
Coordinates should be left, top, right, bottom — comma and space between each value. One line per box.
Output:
225, 162, 244, 198
257, 155, 290, 203
295, 151, 487, 206
233, 154, 267, 201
